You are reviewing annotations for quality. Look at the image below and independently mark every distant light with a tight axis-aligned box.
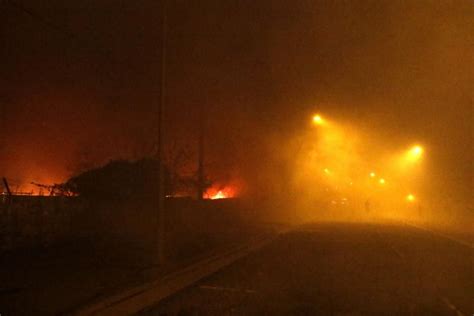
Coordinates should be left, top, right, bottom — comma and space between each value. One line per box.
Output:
406, 194, 415, 202
379, 178, 385, 184
370, 172, 376, 178
324, 168, 330, 174
312, 114, 324, 125
412, 146, 423, 155
408, 145, 423, 160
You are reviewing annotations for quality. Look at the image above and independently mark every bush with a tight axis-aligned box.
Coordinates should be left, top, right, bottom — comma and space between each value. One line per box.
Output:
66, 159, 171, 200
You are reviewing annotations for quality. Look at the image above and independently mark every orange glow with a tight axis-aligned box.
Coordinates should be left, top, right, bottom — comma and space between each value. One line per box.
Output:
411, 145, 423, 156
204, 186, 236, 200
312, 114, 324, 125
406, 194, 415, 202
210, 191, 226, 199
4, 180, 61, 196
403, 144, 424, 162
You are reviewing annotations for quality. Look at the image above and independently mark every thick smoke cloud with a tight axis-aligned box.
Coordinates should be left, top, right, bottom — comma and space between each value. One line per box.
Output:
1, 1, 472, 228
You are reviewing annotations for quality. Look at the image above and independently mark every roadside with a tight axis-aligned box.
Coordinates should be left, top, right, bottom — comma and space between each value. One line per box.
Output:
0, 225, 277, 316
140, 222, 473, 315
73, 231, 282, 316
404, 221, 474, 249
0, 199, 278, 315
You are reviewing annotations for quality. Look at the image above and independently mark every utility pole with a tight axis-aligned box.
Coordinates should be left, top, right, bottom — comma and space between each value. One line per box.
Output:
0, 99, 7, 197
156, 0, 167, 265
0, 97, 5, 138
197, 103, 205, 200
0, 99, 4, 161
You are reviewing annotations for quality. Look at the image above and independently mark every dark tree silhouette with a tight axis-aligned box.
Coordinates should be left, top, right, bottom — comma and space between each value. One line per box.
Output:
66, 159, 171, 200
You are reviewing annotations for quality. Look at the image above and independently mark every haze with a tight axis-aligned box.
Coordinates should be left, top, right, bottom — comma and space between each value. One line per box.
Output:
1, 0, 472, 227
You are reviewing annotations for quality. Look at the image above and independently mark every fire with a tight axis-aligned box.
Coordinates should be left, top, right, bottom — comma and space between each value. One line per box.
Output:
1, 178, 72, 196
210, 190, 227, 199
204, 186, 236, 200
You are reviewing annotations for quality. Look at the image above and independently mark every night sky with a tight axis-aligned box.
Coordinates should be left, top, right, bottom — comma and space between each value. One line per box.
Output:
1, 0, 472, 205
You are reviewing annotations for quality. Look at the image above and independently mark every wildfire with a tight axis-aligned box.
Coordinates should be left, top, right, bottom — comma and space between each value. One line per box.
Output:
204, 186, 236, 200
1, 179, 73, 196
210, 190, 227, 199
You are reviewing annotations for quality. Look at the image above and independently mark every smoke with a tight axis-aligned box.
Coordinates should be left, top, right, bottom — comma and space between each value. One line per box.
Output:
230, 0, 473, 231
1, 0, 472, 229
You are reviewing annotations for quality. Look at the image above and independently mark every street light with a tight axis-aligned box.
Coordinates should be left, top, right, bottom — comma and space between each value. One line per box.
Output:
379, 178, 386, 185
406, 194, 415, 202
407, 145, 423, 161
369, 172, 376, 178
312, 114, 324, 125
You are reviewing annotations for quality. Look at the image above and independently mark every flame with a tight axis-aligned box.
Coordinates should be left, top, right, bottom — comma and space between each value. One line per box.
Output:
210, 190, 227, 199
204, 186, 236, 200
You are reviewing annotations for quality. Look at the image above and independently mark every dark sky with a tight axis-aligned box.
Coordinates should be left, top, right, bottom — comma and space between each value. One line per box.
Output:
1, 0, 472, 203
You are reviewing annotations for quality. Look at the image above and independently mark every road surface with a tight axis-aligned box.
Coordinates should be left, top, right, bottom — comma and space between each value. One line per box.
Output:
139, 222, 473, 315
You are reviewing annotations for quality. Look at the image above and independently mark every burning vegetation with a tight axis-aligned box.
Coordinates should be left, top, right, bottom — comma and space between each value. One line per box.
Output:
204, 185, 236, 200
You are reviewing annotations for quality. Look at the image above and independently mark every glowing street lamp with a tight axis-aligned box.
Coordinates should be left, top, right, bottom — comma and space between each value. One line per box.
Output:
379, 178, 386, 185
406, 194, 415, 202
312, 114, 324, 125
369, 172, 376, 178
407, 145, 423, 161
412, 145, 423, 155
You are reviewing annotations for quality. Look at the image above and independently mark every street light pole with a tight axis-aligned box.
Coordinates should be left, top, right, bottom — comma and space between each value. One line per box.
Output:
156, 0, 167, 265
197, 103, 204, 200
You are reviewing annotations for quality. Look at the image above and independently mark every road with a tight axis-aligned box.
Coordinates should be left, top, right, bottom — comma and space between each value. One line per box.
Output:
139, 222, 473, 315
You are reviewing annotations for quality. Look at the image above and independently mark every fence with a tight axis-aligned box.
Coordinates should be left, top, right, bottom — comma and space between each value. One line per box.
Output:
0, 196, 85, 251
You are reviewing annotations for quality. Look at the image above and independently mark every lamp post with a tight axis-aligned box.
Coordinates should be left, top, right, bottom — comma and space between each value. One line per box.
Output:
156, 0, 167, 265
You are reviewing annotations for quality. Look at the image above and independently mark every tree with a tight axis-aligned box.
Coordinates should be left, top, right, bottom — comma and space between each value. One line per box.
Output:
66, 159, 171, 200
